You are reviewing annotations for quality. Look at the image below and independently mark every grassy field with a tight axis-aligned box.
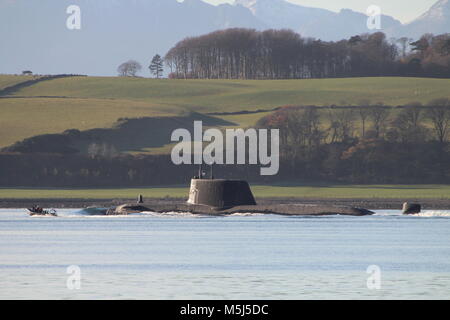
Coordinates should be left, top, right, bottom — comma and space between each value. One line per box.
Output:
218, 111, 272, 128
8, 76, 450, 110
0, 75, 40, 90
0, 97, 177, 148
2, 75, 450, 149
1, 184, 449, 199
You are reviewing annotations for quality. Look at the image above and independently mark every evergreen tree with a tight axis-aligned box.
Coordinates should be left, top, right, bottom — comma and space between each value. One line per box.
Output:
149, 54, 164, 78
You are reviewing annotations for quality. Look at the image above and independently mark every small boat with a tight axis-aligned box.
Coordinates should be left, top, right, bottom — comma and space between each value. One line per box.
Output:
27, 207, 57, 217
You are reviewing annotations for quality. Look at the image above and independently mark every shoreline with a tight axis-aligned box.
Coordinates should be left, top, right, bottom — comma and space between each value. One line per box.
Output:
1, 197, 449, 210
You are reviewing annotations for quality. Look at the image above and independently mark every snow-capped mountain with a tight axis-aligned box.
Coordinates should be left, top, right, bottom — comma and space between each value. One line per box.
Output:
401, 0, 450, 38
234, 0, 402, 40
235, 0, 334, 31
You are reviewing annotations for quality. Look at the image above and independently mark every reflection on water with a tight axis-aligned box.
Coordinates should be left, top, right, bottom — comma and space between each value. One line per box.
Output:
0, 209, 450, 299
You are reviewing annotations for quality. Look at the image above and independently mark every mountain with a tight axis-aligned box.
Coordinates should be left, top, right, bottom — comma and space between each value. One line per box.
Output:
401, 0, 450, 38
234, 0, 402, 40
0, 0, 448, 76
0, 0, 265, 76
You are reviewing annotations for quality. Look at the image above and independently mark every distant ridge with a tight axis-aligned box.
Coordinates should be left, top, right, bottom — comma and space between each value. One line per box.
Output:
234, 0, 402, 40
401, 0, 450, 38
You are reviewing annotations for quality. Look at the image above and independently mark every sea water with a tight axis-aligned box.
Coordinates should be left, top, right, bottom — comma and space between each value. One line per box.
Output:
0, 209, 449, 300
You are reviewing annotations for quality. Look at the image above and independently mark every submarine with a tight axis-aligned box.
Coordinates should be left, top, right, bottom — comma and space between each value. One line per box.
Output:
110, 166, 374, 216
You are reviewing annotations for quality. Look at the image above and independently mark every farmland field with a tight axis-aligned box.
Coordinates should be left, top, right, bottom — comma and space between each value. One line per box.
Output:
0, 97, 176, 148
0, 74, 40, 90
2, 75, 450, 150
7, 76, 450, 110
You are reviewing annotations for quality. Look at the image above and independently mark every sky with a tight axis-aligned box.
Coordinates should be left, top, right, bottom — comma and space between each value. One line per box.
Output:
204, 0, 438, 24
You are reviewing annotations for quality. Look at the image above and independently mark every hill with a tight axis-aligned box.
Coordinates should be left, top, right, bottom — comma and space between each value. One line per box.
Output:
236, 0, 402, 40
402, 0, 450, 38
8, 75, 450, 109
2, 75, 450, 152
0, 75, 41, 90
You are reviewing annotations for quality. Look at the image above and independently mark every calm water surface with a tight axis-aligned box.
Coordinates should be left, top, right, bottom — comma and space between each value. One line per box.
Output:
0, 208, 450, 299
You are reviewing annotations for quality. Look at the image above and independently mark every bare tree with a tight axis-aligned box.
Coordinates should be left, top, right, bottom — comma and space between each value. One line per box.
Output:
369, 106, 390, 139
394, 103, 426, 142
327, 108, 355, 143
117, 60, 142, 77
403, 103, 423, 128
357, 105, 371, 138
427, 98, 450, 143
336, 109, 355, 142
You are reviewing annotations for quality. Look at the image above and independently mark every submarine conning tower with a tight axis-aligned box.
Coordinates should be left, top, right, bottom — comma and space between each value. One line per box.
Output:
187, 179, 257, 209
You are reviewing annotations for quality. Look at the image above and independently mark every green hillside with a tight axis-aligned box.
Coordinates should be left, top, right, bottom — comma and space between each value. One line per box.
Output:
0, 74, 40, 90
9, 76, 450, 111
2, 75, 450, 150
0, 97, 177, 148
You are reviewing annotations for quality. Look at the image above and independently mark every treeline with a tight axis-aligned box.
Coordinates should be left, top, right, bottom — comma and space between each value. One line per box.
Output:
1, 101, 450, 186
165, 28, 450, 79
256, 99, 450, 183
0, 153, 264, 188
259, 99, 450, 145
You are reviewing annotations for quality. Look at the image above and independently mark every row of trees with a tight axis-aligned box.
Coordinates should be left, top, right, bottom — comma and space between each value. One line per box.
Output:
117, 54, 164, 78
407, 33, 450, 77
253, 99, 450, 182
258, 99, 450, 147
165, 28, 450, 79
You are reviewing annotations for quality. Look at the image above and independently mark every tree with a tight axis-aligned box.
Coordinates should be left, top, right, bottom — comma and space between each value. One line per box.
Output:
393, 103, 426, 143
369, 106, 390, 139
410, 35, 431, 53
327, 109, 355, 143
357, 102, 371, 138
149, 54, 164, 78
441, 39, 450, 56
164, 29, 450, 79
348, 35, 362, 46
427, 98, 450, 143
117, 60, 142, 77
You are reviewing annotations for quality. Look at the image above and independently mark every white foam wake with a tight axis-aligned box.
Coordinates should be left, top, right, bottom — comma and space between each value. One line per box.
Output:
416, 210, 450, 217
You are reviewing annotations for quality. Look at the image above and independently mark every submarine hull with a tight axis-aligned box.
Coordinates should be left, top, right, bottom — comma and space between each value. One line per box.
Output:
111, 203, 374, 216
